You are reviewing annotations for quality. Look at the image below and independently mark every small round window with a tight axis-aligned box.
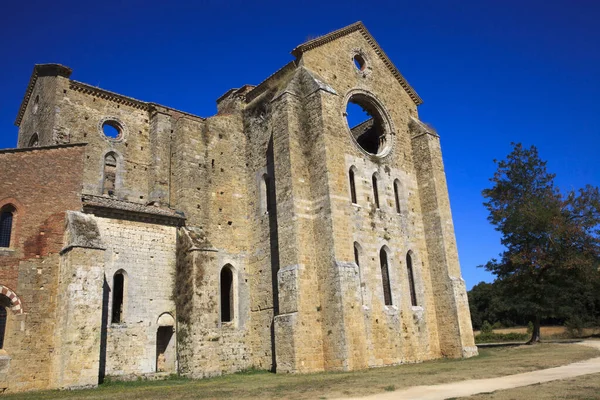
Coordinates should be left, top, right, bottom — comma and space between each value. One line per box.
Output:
353, 54, 366, 71
345, 93, 392, 157
102, 120, 123, 140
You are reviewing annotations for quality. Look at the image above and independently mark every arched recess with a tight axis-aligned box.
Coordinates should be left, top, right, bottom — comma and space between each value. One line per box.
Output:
0, 285, 23, 349
261, 173, 274, 213
353, 242, 365, 304
349, 166, 358, 204
111, 269, 127, 324
220, 264, 235, 323
372, 172, 381, 209
102, 152, 119, 196
156, 312, 176, 373
406, 251, 418, 307
379, 246, 393, 306
28, 133, 39, 147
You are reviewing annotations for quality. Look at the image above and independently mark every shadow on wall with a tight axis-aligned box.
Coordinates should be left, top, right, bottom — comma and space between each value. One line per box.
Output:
99, 277, 110, 384
267, 136, 279, 372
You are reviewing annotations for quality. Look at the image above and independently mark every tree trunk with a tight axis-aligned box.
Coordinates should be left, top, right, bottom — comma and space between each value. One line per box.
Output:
527, 315, 541, 344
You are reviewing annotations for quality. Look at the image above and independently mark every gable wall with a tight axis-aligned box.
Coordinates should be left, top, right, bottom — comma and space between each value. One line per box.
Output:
295, 30, 442, 365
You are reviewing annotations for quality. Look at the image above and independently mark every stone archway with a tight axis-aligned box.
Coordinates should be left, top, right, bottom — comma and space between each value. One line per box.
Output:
156, 313, 175, 373
0, 285, 23, 314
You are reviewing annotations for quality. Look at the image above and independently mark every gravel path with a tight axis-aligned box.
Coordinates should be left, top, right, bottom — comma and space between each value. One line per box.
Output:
339, 341, 600, 400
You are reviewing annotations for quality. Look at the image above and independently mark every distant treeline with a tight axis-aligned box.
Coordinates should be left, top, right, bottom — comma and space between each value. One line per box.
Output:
468, 280, 600, 331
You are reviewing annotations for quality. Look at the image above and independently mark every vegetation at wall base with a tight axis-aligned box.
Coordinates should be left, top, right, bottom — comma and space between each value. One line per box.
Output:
475, 332, 529, 344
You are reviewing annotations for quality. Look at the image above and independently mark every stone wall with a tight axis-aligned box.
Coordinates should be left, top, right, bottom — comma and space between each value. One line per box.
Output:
0, 145, 86, 288
170, 110, 255, 377
94, 216, 177, 376
295, 28, 474, 365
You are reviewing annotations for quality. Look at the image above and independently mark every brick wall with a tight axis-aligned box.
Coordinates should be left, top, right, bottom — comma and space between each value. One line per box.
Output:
0, 145, 85, 392
0, 145, 85, 289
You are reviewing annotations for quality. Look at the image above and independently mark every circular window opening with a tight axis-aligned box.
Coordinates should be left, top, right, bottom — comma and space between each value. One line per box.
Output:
353, 54, 366, 71
345, 94, 389, 156
102, 120, 122, 140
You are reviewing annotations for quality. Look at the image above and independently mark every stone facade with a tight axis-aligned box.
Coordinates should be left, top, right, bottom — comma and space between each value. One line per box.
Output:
0, 22, 476, 393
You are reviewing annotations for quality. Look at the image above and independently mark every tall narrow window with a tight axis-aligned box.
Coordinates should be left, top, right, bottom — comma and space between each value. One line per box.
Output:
372, 174, 380, 209
0, 304, 6, 349
103, 153, 117, 196
0, 205, 15, 248
28, 133, 39, 147
380, 248, 392, 305
354, 242, 364, 304
264, 174, 273, 212
220, 265, 234, 323
407, 252, 418, 307
349, 167, 357, 204
112, 271, 125, 323
393, 179, 401, 214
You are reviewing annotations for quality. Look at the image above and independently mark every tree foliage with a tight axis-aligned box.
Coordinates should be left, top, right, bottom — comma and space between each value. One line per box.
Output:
481, 143, 600, 343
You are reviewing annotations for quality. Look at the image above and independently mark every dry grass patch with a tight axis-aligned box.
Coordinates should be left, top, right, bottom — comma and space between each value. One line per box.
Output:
4, 343, 599, 400
461, 372, 600, 399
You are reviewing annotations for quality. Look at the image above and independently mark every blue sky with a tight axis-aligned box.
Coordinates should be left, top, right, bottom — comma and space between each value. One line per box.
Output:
1, 1, 598, 289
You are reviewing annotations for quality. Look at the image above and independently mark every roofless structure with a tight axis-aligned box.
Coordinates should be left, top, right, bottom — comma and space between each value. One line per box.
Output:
0, 22, 476, 392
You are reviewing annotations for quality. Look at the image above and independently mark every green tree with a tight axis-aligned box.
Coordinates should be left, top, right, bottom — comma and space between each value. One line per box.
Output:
482, 143, 600, 343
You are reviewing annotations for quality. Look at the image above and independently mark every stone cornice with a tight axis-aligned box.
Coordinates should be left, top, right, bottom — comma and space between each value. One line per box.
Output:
14, 64, 72, 127
0, 142, 87, 154
82, 194, 186, 226
291, 22, 423, 106
148, 103, 206, 123
69, 80, 150, 111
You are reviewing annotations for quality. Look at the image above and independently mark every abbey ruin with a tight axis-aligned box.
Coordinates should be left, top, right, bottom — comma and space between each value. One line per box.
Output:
0, 22, 477, 392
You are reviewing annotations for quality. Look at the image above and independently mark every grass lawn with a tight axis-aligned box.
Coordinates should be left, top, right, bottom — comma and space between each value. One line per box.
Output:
459, 372, 600, 399
5, 343, 599, 400
473, 326, 600, 338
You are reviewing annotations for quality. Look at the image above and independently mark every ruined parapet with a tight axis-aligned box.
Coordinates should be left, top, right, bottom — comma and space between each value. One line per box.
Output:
14, 64, 72, 148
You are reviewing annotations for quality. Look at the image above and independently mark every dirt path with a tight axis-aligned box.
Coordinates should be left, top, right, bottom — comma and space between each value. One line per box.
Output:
339, 341, 600, 400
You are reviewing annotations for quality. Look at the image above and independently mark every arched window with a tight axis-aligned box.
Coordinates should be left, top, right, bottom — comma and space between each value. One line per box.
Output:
103, 153, 117, 196
372, 173, 380, 209
0, 304, 6, 349
407, 252, 418, 307
111, 271, 126, 323
349, 167, 357, 204
28, 133, 39, 147
220, 265, 234, 323
0, 205, 16, 248
380, 247, 392, 305
393, 179, 401, 214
